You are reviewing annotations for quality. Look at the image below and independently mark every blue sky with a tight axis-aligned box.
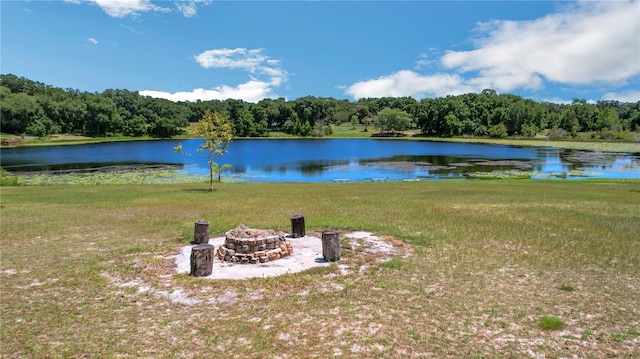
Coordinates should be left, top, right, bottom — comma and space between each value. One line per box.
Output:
2, 0, 639, 104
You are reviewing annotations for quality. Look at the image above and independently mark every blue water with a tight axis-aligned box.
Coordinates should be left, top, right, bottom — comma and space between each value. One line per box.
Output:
1, 139, 638, 182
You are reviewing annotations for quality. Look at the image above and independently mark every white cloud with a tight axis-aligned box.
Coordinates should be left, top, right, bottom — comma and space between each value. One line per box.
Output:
139, 80, 276, 103
194, 48, 273, 73
346, 0, 640, 100
346, 70, 476, 99
88, 37, 98, 44
175, 2, 197, 17
64, 0, 169, 17
66, 0, 211, 18
175, 0, 211, 18
441, 1, 640, 92
142, 48, 288, 102
602, 90, 640, 103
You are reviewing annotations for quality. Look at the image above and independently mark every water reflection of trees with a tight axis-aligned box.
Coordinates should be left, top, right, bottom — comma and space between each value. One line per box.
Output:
261, 165, 289, 174
300, 161, 349, 175
563, 150, 638, 169
359, 155, 537, 176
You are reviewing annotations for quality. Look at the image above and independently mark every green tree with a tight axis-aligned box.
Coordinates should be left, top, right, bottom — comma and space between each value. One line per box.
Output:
26, 116, 60, 138
374, 108, 412, 134
122, 115, 149, 137
148, 117, 183, 138
228, 99, 259, 137
0, 92, 42, 134
84, 95, 122, 136
176, 109, 233, 191
350, 115, 358, 129
572, 98, 599, 131
488, 123, 508, 138
629, 109, 640, 131
58, 98, 87, 134
560, 108, 580, 137
595, 107, 621, 132
443, 113, 462, 137
519, 123, 538, 138
595, 107, 622, 140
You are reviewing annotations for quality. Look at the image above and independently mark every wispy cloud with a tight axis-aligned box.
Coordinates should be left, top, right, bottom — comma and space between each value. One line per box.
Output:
119, 24, 143, 36
413, 50, 439, 71
88, 37, 99, 45
141, 48, 289, 102
65, 0, 210, 18
195, 48, 268, 72
346, 0, 640, 101
175, 0, 211, 18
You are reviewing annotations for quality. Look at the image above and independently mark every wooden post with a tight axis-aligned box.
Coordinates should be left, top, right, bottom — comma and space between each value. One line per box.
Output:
290, 214, 305, 238
321, 230, 341, 262
194, 219, 209, 244
190, 244, 214, 277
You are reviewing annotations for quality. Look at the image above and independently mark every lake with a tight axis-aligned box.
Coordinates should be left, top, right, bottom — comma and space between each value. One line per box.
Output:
1, 138, 639, 182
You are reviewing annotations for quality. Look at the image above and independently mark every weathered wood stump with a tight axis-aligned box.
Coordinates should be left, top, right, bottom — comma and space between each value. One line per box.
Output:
290, 214, 305, 238
321, 230, 341, 262
194, 219, 210, 244
190, 244, 214, 277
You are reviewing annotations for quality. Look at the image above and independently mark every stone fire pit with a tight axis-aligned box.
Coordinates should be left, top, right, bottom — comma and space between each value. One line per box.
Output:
216, 225, 293, 264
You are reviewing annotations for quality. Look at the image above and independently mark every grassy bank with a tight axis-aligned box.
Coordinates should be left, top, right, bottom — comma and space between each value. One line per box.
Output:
1, 180, 639, 357
0, 133, 155, 147
428, 136, 640, 154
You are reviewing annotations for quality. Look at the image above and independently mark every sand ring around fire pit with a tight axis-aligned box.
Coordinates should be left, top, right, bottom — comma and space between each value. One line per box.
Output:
171, 231, 400, 280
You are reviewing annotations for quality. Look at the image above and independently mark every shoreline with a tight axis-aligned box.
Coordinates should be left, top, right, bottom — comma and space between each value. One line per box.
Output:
2, 133, 639, 154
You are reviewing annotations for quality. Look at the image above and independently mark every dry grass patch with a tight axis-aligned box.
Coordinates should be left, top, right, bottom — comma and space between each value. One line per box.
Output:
1, 181, 639, 358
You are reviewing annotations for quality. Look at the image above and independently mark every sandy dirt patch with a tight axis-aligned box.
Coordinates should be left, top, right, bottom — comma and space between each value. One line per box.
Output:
171, 231, 396, 280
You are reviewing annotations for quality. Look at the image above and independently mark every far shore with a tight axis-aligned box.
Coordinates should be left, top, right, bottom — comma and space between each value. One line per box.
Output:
1, 131, 639, 154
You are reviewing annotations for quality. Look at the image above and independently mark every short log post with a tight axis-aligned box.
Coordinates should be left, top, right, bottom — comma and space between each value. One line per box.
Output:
194, 219, 210, 244
190, 244, 214, 277
321, 230, 341, 262
290, 214, 305, 238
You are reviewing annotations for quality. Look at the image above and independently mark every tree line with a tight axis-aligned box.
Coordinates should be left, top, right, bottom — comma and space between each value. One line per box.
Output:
2, 74, 639, 140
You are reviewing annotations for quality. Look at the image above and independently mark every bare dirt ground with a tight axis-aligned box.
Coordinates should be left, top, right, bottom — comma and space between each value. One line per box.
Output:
170, 230, 408, 280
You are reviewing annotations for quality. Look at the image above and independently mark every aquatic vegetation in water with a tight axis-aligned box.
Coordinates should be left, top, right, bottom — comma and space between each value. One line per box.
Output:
466, 170, 534, 180
19, 168, 209, 186
465, 170, 594, 180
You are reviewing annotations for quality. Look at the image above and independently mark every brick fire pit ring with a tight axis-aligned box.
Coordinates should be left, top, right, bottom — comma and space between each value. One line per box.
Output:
216, 225, 294, 264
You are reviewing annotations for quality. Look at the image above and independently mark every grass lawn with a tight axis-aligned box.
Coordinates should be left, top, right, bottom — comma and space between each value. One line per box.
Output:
329, 123, 373, 138
1, 180, 639, 358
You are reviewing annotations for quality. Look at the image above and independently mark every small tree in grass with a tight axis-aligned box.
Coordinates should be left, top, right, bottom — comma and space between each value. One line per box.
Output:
212, 161, 233, 182
175, 109, 233, 191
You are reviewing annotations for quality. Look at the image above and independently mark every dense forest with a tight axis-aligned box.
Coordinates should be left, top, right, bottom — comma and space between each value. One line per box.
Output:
1, 74, 639, 140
